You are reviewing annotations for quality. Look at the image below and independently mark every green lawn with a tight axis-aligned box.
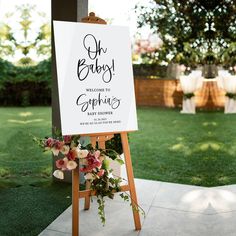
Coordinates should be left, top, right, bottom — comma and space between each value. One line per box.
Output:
0, 107, 71, 236
1, 106, 236, 235
130, 107, 236, 187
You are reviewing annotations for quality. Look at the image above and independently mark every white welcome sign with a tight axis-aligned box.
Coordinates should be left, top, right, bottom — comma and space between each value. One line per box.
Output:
53, 21, 138, 135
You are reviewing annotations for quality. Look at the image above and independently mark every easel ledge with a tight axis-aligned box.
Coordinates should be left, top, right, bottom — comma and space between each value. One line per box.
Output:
74, 130, 136, 137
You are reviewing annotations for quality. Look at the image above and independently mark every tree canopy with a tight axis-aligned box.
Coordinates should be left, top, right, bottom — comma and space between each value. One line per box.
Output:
135, 0, 236, 66
0, 4, 51, 66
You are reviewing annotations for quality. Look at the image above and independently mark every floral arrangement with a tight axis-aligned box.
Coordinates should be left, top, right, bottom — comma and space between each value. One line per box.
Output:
34, 133, 144, 225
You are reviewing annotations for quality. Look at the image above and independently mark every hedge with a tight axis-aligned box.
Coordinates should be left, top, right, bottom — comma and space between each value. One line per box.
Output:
0, 59, 167, 106
0, 59, 51, 106
133, 64, 167, 78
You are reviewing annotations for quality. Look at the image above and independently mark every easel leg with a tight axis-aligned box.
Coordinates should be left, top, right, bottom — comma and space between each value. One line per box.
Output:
83, 137, 97, 210
121, 133, 141, 230
84, 180, 91, 210
72, 167, 79, 236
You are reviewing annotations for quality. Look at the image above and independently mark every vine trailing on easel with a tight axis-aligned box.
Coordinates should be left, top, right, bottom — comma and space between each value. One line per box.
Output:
33, 132, 145, 225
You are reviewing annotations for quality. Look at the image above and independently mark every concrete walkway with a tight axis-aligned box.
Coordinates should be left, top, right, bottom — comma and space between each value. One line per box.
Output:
39, 179, 236, 236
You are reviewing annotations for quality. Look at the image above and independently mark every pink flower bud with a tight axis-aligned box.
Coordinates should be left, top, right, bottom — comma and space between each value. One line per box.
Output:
97, 169, 105, 177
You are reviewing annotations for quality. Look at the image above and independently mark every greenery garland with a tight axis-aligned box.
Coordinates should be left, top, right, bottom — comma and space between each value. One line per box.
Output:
225, 92, 236, 100
183, 92, 195, 100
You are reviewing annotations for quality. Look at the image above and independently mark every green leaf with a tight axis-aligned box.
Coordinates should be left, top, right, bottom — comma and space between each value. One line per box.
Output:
116, 158, 124, 165
103, 159, 110, 169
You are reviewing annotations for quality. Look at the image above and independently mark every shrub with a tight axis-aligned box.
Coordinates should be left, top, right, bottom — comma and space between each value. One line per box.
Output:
133, 64, 167, 78
0, 58, 51, 106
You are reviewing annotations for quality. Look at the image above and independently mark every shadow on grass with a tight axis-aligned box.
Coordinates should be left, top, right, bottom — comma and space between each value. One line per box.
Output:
0, 180, 72, 236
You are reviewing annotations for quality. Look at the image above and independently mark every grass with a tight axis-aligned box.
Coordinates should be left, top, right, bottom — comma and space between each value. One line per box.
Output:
1, 106, 236, 235
130, 107, 236, 187
0, 107, 71, 236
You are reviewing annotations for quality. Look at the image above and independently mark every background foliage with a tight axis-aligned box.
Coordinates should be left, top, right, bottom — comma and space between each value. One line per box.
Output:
0, 58, 51, 106
0, 4, 51, 65
135, 0, 236, 66
0, 4, 51, 106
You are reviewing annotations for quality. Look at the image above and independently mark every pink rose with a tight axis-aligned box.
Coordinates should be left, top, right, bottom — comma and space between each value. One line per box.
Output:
94, 150, 100, 159
66, 149, 78, 161
45, 137, 54, 147
87, 154, 101, 169
80, 166, 93, 173
63, 135, 72, 144
98, 155, 104, 162
97, 169, 105, 177
54, 140, 64, 150
56, 159, 67, 169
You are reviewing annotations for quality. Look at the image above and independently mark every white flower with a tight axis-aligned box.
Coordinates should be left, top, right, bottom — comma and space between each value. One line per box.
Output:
84, 173, 94, 180
66, 160, 77, 170
61, 145, 70, 155
77, 149, 89, 158
53, 170, 64, 179
149, 34, 163, 49
108, 172, 114, 179
52, 148, 60, 156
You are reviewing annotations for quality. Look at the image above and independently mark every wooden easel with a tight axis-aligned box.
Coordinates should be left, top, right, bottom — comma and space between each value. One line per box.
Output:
72, 12, 141, 236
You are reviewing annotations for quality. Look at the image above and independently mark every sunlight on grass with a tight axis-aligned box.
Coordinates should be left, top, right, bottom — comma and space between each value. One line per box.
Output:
41, 167, 52, 177
191, 176, 202, 185
202, 122, 218, 127
227, 143, 236, 156
207, 131, 212, 136
169, 143, 192, 155
7, 119, 44, 124
19, 112, 33, 117
0, 168, 10, 178
170, 143, 184, 150
218, 176, 230, 185
199, 143, 209, 151
176, 137, 184, 141
210, 142, 221, 151
197, 142, 222, 151
202, 122, 209, 126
